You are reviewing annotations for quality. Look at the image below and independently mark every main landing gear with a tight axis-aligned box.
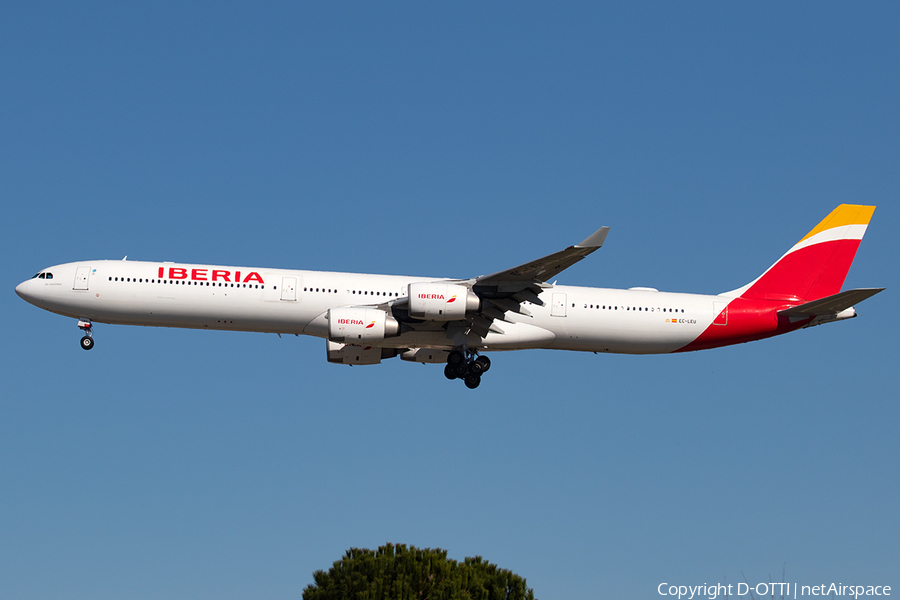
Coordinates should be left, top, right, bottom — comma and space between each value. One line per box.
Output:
78, 320, 94, 350
443, 349, 491, 389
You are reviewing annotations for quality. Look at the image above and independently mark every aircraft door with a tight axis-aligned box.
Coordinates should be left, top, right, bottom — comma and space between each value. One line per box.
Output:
74, 266, 91, 290
281, 277, 297, 301
713, 301, 728, 325
551, 293, 567, 317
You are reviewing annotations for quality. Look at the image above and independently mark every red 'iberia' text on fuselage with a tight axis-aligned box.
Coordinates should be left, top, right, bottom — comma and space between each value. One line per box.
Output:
157, 267, 265, 284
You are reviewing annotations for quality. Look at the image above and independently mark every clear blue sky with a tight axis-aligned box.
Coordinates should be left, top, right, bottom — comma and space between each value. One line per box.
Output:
2, 3, 898, 598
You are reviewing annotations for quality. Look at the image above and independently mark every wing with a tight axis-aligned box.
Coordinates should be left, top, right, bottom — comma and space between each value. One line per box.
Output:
474, 226, 609, 292
461, 226, 610, 337
368, 225, 610, 340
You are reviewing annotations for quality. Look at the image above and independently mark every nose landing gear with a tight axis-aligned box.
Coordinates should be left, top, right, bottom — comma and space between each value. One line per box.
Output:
444, 349, 491, 389
78, 320, 94, 350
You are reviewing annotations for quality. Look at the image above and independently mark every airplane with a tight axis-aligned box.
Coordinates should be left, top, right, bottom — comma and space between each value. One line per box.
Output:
15, 204, 882, 389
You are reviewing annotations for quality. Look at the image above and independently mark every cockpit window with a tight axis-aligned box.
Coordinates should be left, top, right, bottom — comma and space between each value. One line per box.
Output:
45, 273, 53, 279
38, 273, 45, 279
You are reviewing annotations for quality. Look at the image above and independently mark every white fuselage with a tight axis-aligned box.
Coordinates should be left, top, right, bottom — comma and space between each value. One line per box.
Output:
16, 260, 720, 355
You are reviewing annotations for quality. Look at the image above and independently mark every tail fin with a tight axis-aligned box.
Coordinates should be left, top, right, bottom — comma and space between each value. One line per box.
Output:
724, 204, 875, 302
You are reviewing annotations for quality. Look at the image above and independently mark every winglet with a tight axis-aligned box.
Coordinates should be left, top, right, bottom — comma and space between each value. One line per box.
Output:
576, 226, 610, 249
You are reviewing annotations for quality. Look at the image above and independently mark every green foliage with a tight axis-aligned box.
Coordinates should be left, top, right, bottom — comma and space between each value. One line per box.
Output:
302, 543, 536, 600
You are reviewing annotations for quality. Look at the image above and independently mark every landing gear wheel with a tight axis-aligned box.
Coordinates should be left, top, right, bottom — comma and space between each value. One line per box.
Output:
474, 355, 491, 373
469, 359, 485, 375
80, 336, 94, 350
464, 373, 481, 389
448, 350, 465, 366
444, 363, 458, 380
453, 363, 468, 378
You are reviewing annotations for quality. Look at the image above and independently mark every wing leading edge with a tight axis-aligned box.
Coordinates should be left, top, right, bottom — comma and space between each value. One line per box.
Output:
474, 226, 610, 293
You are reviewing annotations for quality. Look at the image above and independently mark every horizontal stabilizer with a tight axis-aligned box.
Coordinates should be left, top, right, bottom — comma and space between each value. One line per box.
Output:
778, 288, 884, 317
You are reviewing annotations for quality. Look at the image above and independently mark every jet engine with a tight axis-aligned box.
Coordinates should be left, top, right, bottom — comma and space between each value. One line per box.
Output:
408, 282, 480, 320
327, 307, 399, 344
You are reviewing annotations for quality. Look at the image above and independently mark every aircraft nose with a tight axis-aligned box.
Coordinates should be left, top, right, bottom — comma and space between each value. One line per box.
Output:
15, 279, 32, 302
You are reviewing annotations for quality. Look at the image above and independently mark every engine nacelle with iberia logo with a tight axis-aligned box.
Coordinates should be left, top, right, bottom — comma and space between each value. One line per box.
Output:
327, 307, 399, 344
408, 282, 480, 321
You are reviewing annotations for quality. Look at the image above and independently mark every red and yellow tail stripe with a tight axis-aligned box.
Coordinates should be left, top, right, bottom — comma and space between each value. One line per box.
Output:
796, 204, 875, 245
679, 205, 876, 353
729, 204, 875, 302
